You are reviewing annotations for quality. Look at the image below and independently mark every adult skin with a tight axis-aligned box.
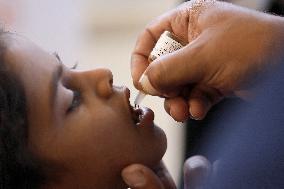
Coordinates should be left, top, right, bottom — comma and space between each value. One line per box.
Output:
131, 0, 284, 121
122, 156, 211, 189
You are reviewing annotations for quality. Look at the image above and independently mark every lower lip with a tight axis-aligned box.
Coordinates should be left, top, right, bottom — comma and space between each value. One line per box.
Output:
136, 107, 154, 127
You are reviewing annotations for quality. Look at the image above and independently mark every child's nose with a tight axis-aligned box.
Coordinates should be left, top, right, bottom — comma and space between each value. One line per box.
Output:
82, 68, 113, 98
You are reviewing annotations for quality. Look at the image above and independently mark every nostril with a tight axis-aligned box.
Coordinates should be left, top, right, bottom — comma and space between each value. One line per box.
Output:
86, 68, 114, 98
109, 78, 113, 86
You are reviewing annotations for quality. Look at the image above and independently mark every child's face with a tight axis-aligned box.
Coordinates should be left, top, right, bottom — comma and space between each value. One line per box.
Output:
3, 34, 166, 187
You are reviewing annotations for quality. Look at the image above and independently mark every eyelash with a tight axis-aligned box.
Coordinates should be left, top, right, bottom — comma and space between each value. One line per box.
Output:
67, 90, 81, 113
53, 52, 81, 113
67, 63, 80, 113
53, 51, 78, 70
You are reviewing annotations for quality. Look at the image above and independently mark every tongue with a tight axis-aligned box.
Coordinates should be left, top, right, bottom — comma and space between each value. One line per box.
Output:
131, 107, 142, 124
136, 107, 154, 127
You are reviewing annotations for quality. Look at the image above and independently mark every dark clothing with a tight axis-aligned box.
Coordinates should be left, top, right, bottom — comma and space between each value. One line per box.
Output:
184, 0, 284, 162
203, 63, 284, 189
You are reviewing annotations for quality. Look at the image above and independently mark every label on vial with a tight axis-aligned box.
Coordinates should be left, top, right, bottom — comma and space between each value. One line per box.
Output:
150, 32, 184, 60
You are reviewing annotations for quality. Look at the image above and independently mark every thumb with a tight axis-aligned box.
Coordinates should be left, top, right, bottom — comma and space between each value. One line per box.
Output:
184, 155, 212, 189
139, 39, 205, 96
122, 164, 165, 189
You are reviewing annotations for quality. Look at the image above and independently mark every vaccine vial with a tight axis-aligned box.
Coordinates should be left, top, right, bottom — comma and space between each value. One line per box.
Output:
134, 31, 186, 106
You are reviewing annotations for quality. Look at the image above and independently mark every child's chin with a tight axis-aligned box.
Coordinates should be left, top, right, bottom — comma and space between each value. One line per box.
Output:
145, 127, 167, 168
155, 124, 167, 158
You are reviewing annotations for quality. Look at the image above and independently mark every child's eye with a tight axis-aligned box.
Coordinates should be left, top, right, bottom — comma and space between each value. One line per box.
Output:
67, 90, 81, 113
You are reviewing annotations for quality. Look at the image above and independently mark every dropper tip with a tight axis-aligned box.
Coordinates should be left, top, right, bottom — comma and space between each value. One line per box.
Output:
134, 91, 146, 106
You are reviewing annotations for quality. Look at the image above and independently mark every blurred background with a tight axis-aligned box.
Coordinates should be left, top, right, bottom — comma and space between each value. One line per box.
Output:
0, 0, 282, 186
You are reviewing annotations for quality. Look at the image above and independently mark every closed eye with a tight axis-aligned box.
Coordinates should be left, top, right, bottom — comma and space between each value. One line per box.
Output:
67, 90, 81, 113
53, 52, 78, 70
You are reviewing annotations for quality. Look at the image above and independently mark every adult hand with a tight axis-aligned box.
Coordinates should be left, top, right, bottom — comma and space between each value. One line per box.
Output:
131, 0, 284, 121
121, 161, 176, 189
121, 156, 211, 189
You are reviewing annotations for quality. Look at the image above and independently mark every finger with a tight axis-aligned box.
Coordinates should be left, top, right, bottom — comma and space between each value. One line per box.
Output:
140, 35, 207, 95
188, 85, 224, 120
131, 12, 175, 89
122, 162, 177, 189
153, 161, 177, 189
122, 164, 164, 189
184, 155, 212, 189
132, 0, 216, 92
164, 97, 189, 122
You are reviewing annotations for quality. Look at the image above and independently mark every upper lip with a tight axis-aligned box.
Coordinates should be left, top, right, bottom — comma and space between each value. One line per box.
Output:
121, 86, 134, 115
121, 87, 131, 110
112, 85, 130, 101
123, 87, 131, 100
121, 86, 141, 124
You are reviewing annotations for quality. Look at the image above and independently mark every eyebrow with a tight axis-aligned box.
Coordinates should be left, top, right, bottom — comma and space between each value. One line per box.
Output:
50, 55, 63, 109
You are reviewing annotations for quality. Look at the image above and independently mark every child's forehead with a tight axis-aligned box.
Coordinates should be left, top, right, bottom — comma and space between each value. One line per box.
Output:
0, 34, 25, 62
0, 35, 29, 70
2, 34, 46, 62
0, 34, 58, 85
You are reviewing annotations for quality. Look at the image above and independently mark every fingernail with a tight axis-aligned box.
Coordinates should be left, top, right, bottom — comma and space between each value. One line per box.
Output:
189, 107, 202, 121
184, 156, 212, 189
139, 74, 160, 95
122, 169, 146, 187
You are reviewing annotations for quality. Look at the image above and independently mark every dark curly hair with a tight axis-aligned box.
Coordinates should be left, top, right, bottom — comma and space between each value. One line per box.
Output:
0, 33, 45, 189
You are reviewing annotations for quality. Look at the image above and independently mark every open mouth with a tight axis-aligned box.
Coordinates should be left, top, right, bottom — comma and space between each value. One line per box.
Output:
124, 87, 154, 127
129, 104, 154, 127
129, 104, 143, 125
